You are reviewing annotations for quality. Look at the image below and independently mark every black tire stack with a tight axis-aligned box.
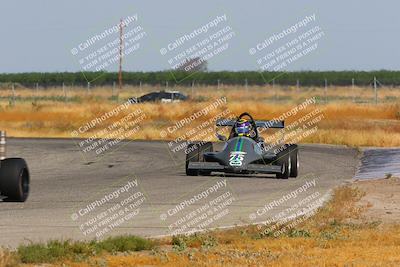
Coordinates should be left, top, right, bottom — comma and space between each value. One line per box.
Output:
0, 158, 30, 202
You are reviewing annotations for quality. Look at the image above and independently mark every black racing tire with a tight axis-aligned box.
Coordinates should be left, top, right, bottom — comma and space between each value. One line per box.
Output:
276, 149, 291, 179
289, 144, 299, 178
199, 142, 213, 176
0, 158, 30, 202
186, 143, 200, 176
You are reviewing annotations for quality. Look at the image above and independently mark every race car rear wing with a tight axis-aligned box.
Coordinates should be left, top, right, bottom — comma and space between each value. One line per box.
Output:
216, 119, 284, 128
255, 120, 285, 128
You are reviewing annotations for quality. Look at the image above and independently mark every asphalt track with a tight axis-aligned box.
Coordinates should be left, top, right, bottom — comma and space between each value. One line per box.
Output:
0, 138, 359, 247
354, 148, 400, 179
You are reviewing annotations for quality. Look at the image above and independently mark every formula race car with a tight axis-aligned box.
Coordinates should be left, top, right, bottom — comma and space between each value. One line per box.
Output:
185, 112, 299, 179
0, 132, 30, 202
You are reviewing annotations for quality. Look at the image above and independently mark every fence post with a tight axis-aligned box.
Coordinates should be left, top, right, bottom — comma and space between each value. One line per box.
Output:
62, 82, 67, 102
87, 82, 91, 94
245, 78, 248, 92
324, 78, 328, 103
217, 79, 220, 90
352, 78, 355, 103
112, 81, 116, 96
0, 131, 6, 161
374, 76, 378, 104
11, 83, 15, 106
296, 79, 299, 91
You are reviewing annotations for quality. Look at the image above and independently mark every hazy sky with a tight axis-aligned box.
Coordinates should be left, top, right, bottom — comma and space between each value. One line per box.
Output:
1, 0, 398, 73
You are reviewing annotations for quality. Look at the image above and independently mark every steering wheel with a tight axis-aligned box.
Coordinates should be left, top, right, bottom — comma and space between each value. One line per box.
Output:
233, 112, 258, 140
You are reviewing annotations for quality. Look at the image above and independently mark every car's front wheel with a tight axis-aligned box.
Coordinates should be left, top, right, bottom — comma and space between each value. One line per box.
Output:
289, 145, 299, 178
186, 143, 200, 176
185, 142, 213, 176
199, 142, 213, 176
276, 150, 291, 179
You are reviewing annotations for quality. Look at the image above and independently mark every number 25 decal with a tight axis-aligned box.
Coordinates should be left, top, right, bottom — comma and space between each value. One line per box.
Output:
229, 151, 247, 166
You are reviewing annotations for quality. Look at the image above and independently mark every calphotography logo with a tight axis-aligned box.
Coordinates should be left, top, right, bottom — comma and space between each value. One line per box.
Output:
159, 13, 236, 82
70, 13, 147, 81
70, 178, 147, 238
158, 179, 237, 236
249, 13, 325, 72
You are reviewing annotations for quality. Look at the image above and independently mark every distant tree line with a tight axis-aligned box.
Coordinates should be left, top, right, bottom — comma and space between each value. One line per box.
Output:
0, 71, 399, 87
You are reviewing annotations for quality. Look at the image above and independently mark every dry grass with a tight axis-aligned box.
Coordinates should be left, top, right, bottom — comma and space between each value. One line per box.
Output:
0, 85, 399, 147
0, 248, 19, 267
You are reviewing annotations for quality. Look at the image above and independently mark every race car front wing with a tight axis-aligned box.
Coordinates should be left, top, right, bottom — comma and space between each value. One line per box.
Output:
188, 162, 282, 174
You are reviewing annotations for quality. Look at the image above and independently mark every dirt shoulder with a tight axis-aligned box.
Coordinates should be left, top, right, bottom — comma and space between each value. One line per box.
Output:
354, 177, 400, 224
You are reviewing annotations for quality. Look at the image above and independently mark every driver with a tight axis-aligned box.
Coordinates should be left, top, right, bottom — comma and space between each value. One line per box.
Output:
233, 118, 253, 138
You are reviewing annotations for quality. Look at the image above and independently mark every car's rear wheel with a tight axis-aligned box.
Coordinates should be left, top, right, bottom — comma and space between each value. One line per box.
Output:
276, 150, 291, 179
0, 158, 30, 202
289, 144, 299, 178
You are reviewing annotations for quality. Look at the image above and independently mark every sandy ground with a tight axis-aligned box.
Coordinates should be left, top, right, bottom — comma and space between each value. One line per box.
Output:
355, 177, 400, 224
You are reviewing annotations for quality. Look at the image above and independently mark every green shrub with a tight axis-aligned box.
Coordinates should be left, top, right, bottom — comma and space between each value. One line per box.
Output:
17, 235, 154, 264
